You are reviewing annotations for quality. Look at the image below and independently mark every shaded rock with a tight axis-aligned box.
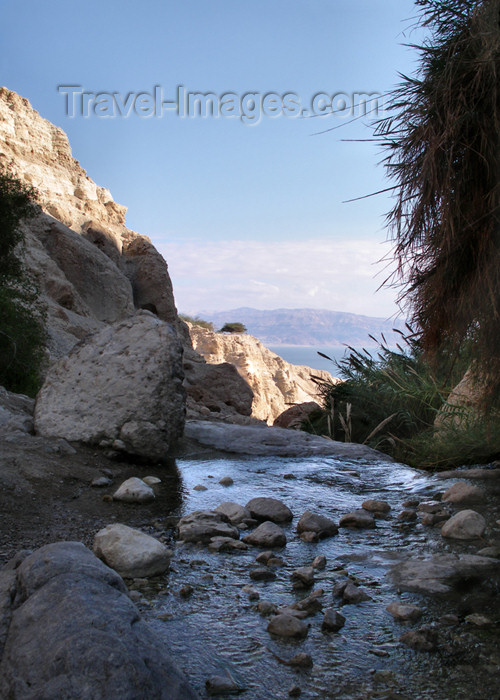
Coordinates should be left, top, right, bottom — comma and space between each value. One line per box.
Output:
242, 522, 287, 548
339, 510, 375, 529
245, 497, 293, 524
179, 585, 194, 598
0, 386, 34, 436
465, 613, 493, 628
267, 614, 308, 639
241, 585, 259, 601
289, 653, 313, 669
417, 501, 445, 514
342, 581, 372, 604
93, 523, 171, 578
322, 608, 345, 632
441, 510, 486, 540
177, 511, 240, 543
291, 566, 315, 589
283, 589, 324, 618
300, 531, 319, 543
477, 545, 500, 558
362, 499, 391, 514
193, 484, 207, 491
143, 476, 161, 486
113, 477, 155, 504
215, 502, 252, 525
257, 600, 277, 616
400, 626, 438, 652
397, 509, 417, 522
419, 511, 450, 526
207, 537, 248, 553
250, 567, 277, 582
206, 674, 243, 695
442, 482, 486, 505
0, 541, 196, 699
386, 602, 423, 622
274, 401, 321, 429
296, 512, 338, 538
255, 551, 274, 565
391, 554, 499, 595
91, 476, 112, 488
289, 685, 302, 697
332, 579, 349, 598
312, 555, 327, 570
219, 476, 234, 487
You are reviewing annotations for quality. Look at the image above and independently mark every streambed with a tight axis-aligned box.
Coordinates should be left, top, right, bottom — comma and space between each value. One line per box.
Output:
137, 455, 500, 699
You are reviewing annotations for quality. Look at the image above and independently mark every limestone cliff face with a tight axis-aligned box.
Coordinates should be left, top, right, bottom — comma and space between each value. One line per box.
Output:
189, 325, 338, 424
0, 87, 182, 358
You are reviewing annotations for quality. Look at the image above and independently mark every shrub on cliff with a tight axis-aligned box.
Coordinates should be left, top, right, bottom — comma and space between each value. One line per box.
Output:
179, 314, 214, 331
218, 322, 247, 334
0, 169, 46, 396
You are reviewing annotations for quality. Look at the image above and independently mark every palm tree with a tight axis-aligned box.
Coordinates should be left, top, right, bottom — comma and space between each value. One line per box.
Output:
377, 0, 500, 404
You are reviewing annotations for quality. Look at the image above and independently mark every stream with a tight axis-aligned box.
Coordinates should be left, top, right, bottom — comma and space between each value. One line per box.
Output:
134, 453, 500, 700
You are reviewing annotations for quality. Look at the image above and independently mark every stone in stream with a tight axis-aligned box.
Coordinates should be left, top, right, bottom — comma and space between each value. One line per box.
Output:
250, 567, 277, 582
258, 600, 278, 616
322, 608, 346, 632
339, 510, 375, 529
442, 482, 486, 505
255, 551, 274, 564
207, 537, 248, 552
362, 499, 391, 514
177, 511, 240, 543
289, 653, 313, 669
386, 602, 423, 622
465, 613, 493, 628
300, 531, 319, 543
441, 510, 486, 540
342, 581, 372, 604
267, 613, 309, 639
397, 509, 417, 522
417, 501, 445, 514
289, 686, 302, 697
312, 555, 327, 570
419, 511, 450, 526
93, 523, 171, 578
477, 544, 500, 558
280, 589, 324, 618
296, 511, 338, 538
245, 497, 293, 524
112, 477, 155, 503
241, 585, 259, 600
400, 626, 438, 652
193, 484, 207, 491
242, 521, 287, 548
215, 501, 252, 525
291, 566, 315, 589
219, 476, 234, 487
206, 674, 244, 695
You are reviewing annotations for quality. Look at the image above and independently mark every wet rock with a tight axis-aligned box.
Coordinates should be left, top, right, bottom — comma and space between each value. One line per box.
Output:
312, 555, 327, 570
342, 581, 372, 604
91, 476, 112, 487
285, 589, 324, 617
289, 653, 313, 668
241, 585, 259, 601
362, 499, 391, 514
397, 509, 417, 522
465, 613, 493, 628
391, 554, 499, 595
179, 584, 194, 598
267, 556, 285, 567
93, 523, 171, 578
339, 510, 375, 529
291, 566, 315, 589
177, 511, 240, 543
143, 475, 161, 486
193, 484, 207, 491
219, 476, 234, 487
283, 473, 296, 480
267, 613, 309, 639
419, 511, 450, 526
440, 614, 459, 626
400, 625, 438, 652
442, 482, 486, 505
215, 501, 252, 525
332, 578, 349, 598
250, 567, 277, 582
245, 497, 293, 524
441, 510, 486, 540
112, 477, 155, 503
417, 501, 445, 514
386, 602, 423, 622
296, 512, 338, 538
205, 674, 243, 695
207, 537, 248, 552
403, 499, 419, 508
477, 544, 500, 558
289, 685, 302, 697
257, 600, 277, 616
255, 551, 274, 564
242, 521, 287, 548
300, 531, 319, 543
322, 608, 346, 632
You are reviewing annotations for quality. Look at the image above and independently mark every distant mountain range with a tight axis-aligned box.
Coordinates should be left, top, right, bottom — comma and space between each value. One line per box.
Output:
195, 307, 406, 347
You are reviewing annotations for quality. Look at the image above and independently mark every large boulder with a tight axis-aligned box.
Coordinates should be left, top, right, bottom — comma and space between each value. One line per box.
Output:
242, 521, 287, 548
93, 524, 171, 578
296, 511, 338, 538
441, 510, 486, 540
177, 511, 240, 543
34, 312, 185, 460
0, 542, 197, 699
0, 387, 34, 437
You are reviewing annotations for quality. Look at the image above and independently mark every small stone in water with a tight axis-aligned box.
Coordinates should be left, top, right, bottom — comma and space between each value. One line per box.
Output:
362, 499, 391, 514
440, 614, 459, 626
241, 585, 260, 601
403, 499, 419, 508
179, 585, 194, 598
193, 484, 207, 491
397, 509, 417, 522
465, 613, 493, 628
250, 567, 277, 582
289, 686, 301, 697
400, 626, 438, 652
143, 476, 161, 485
219, 476, 234, 486
283, 473, 297, 480
255, 551, 274, 564
267, 613, 309, 639
386, 602, 423, 622
312, 555, 326, 570
300, 531, 319, 543
91, 476, 112, 487
257, 600, 277, 616
289, 653, 313, 669
342, 581, 372, 604
291, 566, 315, 589
322, 608, 346, 632
205, 675, 242, 695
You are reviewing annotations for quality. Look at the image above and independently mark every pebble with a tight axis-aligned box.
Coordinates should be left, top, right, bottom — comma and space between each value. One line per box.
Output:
289, 653, 313, 669
312, 555, 327, 570
91, 476, 112, 488
403, 499, 419, 508
400, 625, 438, 652
143, 476, 161, 486
322, 608, 346, 632
465, 613, 493, 628
179, 585, 194, 598
241, 585, 260, 601
362, 499, 391, 514
267, 613, 309, 639
291, 566, 315, 589
250, 567, 277, 582
193, 484, 207, 491
397, 509, 417, 522
289, 686, 301, 697
255, 551, 274, 564
300, 531, 319, 543
283, 473, 297, 480
257, 600, 277, 616
205, 675, 242, 695
386, 602, 423, 622
342, 581, 372, 604
339, 510, 375, 529
219, 476, 234, 486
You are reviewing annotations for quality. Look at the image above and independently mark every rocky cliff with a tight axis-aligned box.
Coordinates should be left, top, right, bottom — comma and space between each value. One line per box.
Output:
189, 325, 337, 424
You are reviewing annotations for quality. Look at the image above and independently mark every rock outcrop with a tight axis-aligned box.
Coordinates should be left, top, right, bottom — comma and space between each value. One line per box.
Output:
34, 312, 185, 460
0, 542, 197, 699
189, 325, 337, 423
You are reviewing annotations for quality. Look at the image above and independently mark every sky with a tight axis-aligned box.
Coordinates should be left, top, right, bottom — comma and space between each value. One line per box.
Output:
0, 0, 424, 319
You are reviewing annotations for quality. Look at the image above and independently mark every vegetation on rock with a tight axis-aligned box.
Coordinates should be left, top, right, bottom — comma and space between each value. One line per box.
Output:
179, 314, 214, 331
0, 169, 46, 396
218, 322, 247, 334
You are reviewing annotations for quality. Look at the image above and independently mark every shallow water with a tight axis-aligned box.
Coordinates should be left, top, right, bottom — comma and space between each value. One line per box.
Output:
139, 455, 500, 699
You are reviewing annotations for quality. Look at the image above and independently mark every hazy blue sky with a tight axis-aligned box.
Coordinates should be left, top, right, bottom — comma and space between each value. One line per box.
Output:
1, 0, 423, 317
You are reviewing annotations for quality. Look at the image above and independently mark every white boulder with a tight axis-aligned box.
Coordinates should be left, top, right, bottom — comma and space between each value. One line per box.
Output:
93, 523, 172, 578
